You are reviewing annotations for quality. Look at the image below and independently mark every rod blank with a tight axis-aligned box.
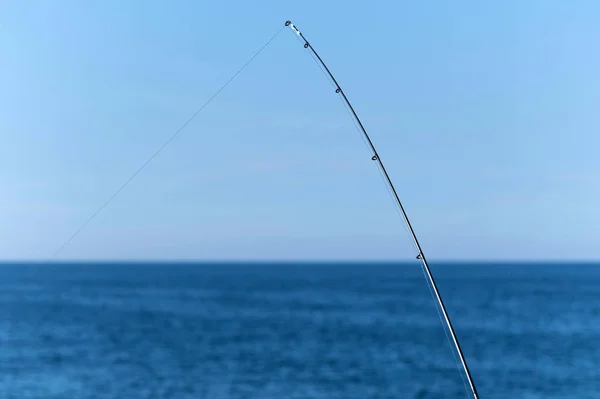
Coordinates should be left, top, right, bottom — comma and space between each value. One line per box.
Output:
284, 19, 480, 399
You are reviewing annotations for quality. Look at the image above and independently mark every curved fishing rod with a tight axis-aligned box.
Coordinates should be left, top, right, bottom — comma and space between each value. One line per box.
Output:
284, 20, 480, 399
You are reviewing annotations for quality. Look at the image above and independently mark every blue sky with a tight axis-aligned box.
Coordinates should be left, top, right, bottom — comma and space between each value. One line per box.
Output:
1, 1, 599, 260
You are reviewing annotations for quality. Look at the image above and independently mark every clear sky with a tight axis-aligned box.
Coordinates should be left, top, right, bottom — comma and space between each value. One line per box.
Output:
1, 1, 599, 260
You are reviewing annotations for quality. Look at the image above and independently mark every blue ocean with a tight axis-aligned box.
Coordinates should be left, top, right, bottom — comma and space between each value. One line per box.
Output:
1, 262, 598, 398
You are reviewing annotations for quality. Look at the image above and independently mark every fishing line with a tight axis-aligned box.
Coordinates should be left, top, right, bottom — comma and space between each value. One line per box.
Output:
334, 89, 415, 243
336, 95, 376, 156
301, 36, 374, 156
304, 46, 403, 239
332, 81, 473, 398
419, 262, 473, 397
362, 135, 471, 393
368, 149, 471, 393
285, 20, 480, 399
369, 160, 466, 388
52, 25, 285, 257
305, 43, 338, 90
369, 151, 471, 395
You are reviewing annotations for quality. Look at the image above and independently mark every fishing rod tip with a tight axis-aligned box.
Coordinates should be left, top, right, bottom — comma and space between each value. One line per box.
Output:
285, 20, 301, 36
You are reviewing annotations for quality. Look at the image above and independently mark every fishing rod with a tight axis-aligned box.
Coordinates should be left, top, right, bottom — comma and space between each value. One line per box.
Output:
284, 20, 480, 399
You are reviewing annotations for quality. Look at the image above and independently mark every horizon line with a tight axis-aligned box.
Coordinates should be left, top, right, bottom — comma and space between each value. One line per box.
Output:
1, 258, 599, 264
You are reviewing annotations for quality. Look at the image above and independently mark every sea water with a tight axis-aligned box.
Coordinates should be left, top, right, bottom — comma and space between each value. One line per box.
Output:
1, 261, 598, 398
